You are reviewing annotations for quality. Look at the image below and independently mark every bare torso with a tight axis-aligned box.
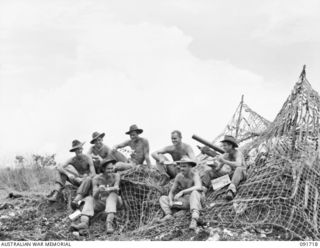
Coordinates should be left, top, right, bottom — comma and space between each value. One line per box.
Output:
175, 171, 195, 194
166, 143, 192, 161
129, 137, 148, 164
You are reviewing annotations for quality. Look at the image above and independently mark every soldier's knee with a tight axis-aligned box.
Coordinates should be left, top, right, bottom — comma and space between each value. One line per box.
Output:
159, 195, 168, 204
235, 167, 245, 174
83, 177, 92, 184
56, 166, 64, 173
190, 190, 201, 198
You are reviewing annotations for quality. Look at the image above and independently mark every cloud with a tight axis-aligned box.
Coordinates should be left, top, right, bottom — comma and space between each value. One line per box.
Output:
0, 0, 296, 164
252, 0, 320, 44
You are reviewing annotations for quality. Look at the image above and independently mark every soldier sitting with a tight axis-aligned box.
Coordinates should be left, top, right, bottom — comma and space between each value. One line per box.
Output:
47, 140, 96, 202
201, 135, 247, 200
71, 158, 122, 234
112, 124, 151, 171
159, 158, 203, 230
152, 130, 195, 185
88, 132, 113, 174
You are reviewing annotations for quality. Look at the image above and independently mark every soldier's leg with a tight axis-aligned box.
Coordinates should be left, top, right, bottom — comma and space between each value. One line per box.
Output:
155, 155, 172, 185
47, 166, 74, 202
226, 167, 246, 200
93, 159, 101, 174
200, 169, 223, 190
155, 154, 169, 174
114, 161, 134, 171
71, 196, 96, 230
71, 177, 93, 210
62, 165, 83, 185
158, 195, 174, 222
110, 150, 128, 163
189, 190, 202, 230
166, 163, 179, 179
105, 192, 121, 234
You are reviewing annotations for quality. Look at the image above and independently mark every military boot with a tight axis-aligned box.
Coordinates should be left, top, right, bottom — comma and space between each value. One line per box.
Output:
159, 214, 174, 223
106, 213, 115, 234
71, 194, 84, 210
225, 190, 235, 201
189, 218, 197, 230
189, 209, 199, 230
226, 183, 236, 201
70, 216, 89, 231
47, 190, 60, 202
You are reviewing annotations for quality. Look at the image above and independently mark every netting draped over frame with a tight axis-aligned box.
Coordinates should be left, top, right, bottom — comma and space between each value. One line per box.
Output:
213, 97, 270, 146
118, 66, 320, 240
204, 67, 320, 239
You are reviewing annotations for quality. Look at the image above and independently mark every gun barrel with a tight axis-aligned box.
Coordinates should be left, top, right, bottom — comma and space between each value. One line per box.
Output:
192, 134, 225, 154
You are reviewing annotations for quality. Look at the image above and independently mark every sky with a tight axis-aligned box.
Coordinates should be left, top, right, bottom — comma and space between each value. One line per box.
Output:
0, 0, 319, 165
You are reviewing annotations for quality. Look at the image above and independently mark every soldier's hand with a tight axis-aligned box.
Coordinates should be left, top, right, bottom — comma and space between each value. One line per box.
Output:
217, 156, 225, 163
201, 146, 211, 155
174, 191, 184, 200
159, 157, 166, 164
112, 186, 120, 194
99, 185, 106, 192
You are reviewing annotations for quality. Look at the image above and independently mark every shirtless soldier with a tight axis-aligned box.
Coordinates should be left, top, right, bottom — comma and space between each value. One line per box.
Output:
159, 158, 203, 230
201, 135, 246, 200
47, 140, 96, 202
87, 132, 112, 174
112, 124, 151, 171
152, 130, 195, 185
71, 158, 122, 234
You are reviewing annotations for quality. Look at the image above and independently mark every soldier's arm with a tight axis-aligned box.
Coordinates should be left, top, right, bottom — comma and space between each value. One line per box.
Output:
113, 140, 130, 150
92, 177, 100, 199
105, 145, 112, 157
186, 144, 196, 160
109, 173, 120, 193
169, 175, 180, 203
151, 146, 170, 162
88, 156, 96, 176
180, 171, 202, 195
61, 158, 72, 170
114, 173, 120, 189
207, 155, 224, 171
87, 147, 99, 159
201, 146, 219, 158
59, 158, 76, 177
144, 139, 151, 166
87, 146, 93, 156
219, 152, 243, 169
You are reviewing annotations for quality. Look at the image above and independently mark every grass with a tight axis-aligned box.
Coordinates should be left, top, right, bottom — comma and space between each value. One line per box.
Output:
0, 164, 57, 197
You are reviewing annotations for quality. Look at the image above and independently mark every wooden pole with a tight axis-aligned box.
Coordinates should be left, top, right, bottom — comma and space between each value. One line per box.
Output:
235, 95, 244, 139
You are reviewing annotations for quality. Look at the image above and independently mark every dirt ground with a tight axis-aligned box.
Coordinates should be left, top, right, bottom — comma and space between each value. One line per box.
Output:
0, 189, 293, 241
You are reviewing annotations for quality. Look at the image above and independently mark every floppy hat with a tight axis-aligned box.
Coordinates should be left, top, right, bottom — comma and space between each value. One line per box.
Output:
221, 135, 238, 148
90, 132, 105, 144
69, 140, 85, 152
176, 158, 197, 167
100, 158, 117, 168
125, 124, 143, 135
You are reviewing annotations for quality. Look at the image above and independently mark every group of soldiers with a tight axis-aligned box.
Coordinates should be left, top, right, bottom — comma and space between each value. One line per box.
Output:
47, 124, 247, 233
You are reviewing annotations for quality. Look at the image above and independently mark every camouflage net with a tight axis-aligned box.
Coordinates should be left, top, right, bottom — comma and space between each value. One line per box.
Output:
213, 95, 271, 144
118, 166, 166, 231
205, 66, 320, 240
116, 67, 320, 240
197, 94, 271, 164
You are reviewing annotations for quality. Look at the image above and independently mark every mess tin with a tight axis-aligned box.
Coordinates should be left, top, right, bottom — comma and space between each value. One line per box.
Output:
69, 209, 81, 221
